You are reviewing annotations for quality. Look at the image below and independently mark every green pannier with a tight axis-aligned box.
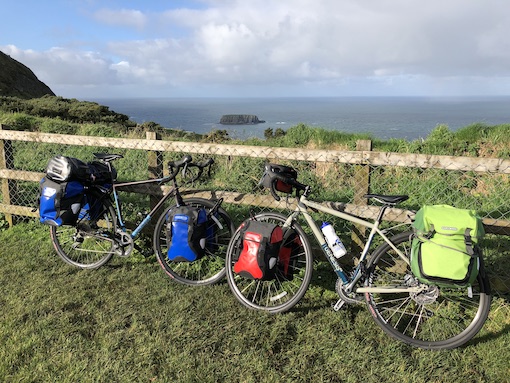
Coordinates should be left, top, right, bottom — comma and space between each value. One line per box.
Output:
411, 205, 484, 287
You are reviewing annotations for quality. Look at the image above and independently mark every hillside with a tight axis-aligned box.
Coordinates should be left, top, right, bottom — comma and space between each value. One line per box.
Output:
0, 51, 55, 98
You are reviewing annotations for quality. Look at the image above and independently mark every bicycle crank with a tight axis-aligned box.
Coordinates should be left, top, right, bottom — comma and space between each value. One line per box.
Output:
114, 230, 134, 257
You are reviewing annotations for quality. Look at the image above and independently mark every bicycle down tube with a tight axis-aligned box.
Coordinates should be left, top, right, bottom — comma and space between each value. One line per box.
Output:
111, 177, 176, 239
294, 196, 422, 294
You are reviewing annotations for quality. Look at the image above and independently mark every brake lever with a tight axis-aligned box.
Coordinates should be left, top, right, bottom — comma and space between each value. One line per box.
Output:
270, 178, 281, 201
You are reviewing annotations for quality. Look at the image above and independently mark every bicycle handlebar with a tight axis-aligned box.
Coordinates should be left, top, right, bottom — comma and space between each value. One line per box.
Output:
259, 165, 308, 201
273, 172, 307, 201
168, 155, 214, 183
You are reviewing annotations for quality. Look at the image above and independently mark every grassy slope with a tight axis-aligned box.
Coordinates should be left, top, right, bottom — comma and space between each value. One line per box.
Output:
0, 222, 509, 383
1, 101, 510, 381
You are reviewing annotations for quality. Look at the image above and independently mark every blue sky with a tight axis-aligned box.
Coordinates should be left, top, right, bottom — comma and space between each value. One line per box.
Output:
1, 0, 510, 99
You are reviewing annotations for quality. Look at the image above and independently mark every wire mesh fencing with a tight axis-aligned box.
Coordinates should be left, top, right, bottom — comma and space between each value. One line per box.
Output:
1, 125, 509, 299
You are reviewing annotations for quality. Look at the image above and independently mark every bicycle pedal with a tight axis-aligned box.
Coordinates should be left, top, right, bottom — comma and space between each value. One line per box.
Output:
333, 299, 346, 311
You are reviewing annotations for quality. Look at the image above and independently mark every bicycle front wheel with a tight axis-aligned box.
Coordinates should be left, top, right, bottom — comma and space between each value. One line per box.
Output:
225, 212, 313, 314
153, 198, 235, 286
364, 231, 491, 350
50, 196, 117, 269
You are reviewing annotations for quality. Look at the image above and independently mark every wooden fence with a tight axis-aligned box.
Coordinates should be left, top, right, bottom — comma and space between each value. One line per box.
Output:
1, 125, 510, 239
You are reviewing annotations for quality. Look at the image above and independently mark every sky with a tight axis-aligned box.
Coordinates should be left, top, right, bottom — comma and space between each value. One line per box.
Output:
1, 0, 510, 99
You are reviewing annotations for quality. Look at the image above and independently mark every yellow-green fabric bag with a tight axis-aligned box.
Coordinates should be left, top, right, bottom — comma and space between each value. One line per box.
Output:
411, 205, 484, 287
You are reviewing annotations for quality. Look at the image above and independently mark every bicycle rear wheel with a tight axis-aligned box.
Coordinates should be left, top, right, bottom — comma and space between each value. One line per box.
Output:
225, 212, 313, 314
364, 231, 491, 350
153, 198, 235, 286
50, 195, 117, 269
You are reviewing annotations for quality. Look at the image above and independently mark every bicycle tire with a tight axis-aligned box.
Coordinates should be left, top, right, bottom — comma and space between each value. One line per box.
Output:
225, 212, 313, 314
364, 231, 491, 350
153, 198, 235, 286
50, 194, 117, 269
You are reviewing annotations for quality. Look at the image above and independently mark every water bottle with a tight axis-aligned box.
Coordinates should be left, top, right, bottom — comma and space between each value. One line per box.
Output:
321, 222, 347, 258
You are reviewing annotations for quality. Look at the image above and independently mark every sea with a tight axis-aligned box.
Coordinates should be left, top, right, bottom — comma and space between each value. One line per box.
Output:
91, 96, 510, 141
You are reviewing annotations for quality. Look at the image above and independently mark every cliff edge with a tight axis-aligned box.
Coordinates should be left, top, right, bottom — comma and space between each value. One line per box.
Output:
0, 51, 55, 98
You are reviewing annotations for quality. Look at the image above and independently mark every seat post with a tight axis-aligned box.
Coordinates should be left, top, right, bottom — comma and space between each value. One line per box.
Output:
376, 205, 389, 223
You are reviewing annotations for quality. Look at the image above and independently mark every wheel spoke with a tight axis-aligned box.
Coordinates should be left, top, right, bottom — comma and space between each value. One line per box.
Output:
365, 231, 491, 349
50, 197, 116, 269
153, 198, 233, 285
225, 212, 313, 314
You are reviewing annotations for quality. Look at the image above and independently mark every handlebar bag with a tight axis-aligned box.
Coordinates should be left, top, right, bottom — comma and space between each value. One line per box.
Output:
39, 177, 84, 226
261, 164, 298, 193
166, 205, 207, 262
411, 205, 484, 287
233, 220, 283, 280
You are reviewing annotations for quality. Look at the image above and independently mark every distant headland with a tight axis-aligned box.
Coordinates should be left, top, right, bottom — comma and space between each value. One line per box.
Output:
219, 114, 265, 125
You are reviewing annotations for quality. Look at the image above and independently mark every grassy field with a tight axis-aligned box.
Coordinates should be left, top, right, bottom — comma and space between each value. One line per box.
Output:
1, 106, 510, 381
1, 222, 509, 383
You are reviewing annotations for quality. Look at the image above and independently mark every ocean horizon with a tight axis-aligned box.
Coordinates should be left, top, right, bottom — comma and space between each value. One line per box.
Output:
91, 96, 510, 141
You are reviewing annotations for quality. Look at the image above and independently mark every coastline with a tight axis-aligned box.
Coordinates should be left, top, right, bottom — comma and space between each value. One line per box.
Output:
91, 96, 510, 141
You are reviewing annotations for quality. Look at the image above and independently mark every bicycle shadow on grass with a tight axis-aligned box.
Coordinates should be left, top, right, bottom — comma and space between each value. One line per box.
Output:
283, 259, 367, 314
463, 324, 510, 348
309, 258, 357, 291
288, 300, 366, 318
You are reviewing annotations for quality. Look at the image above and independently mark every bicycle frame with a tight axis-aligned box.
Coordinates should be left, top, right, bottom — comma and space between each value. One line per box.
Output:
283, 194, 424, 295
109, 176, 178, 239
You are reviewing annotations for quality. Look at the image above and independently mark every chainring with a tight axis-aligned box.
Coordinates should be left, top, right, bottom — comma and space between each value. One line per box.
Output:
335, 278, 365, 305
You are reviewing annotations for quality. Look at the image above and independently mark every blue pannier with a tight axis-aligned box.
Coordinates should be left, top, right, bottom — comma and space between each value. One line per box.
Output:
166, 206, 208, 262
39, 177, 84, 226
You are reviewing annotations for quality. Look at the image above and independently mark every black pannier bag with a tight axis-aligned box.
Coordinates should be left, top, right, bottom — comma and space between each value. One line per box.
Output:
261, 163, 297, 193
45, 156, 90, 183
79, 192, 105, 222
204, 211, 219, 253
166, 205, 208, 262
233, 220, 284, 280
87, 161, 117, 185
278, 227, 301, 280
39, 177, 85, 226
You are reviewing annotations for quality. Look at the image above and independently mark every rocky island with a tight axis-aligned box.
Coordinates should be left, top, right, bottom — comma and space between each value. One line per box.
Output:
219, 114, 265, 125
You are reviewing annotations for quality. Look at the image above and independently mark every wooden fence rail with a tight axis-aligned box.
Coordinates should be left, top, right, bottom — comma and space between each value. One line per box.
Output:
1, 125, 509, 236
1, 128, 509, 172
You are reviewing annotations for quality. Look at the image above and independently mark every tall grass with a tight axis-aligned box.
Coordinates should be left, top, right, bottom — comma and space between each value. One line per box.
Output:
1, 222, 509, 382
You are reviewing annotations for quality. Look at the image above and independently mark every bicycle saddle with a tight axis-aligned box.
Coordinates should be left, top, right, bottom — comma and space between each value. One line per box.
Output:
93, 153, 124, 162
364, 194, 409, 204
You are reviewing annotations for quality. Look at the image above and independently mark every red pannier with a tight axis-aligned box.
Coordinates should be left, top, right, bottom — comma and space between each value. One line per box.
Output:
233, 220, 283, 280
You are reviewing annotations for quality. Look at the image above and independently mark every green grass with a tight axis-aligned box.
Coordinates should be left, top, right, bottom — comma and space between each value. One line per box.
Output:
1, 222, 509, 382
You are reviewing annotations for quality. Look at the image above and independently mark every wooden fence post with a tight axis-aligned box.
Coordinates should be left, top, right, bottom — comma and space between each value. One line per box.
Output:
0, 124, 14, 227
351, 139, 372, 254
146, 131, 163, 212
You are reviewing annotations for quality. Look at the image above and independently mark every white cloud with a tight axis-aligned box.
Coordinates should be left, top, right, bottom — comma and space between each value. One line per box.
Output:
93, 8, 147, 29
2, 45, 118, 86
3, 0, 510, 97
